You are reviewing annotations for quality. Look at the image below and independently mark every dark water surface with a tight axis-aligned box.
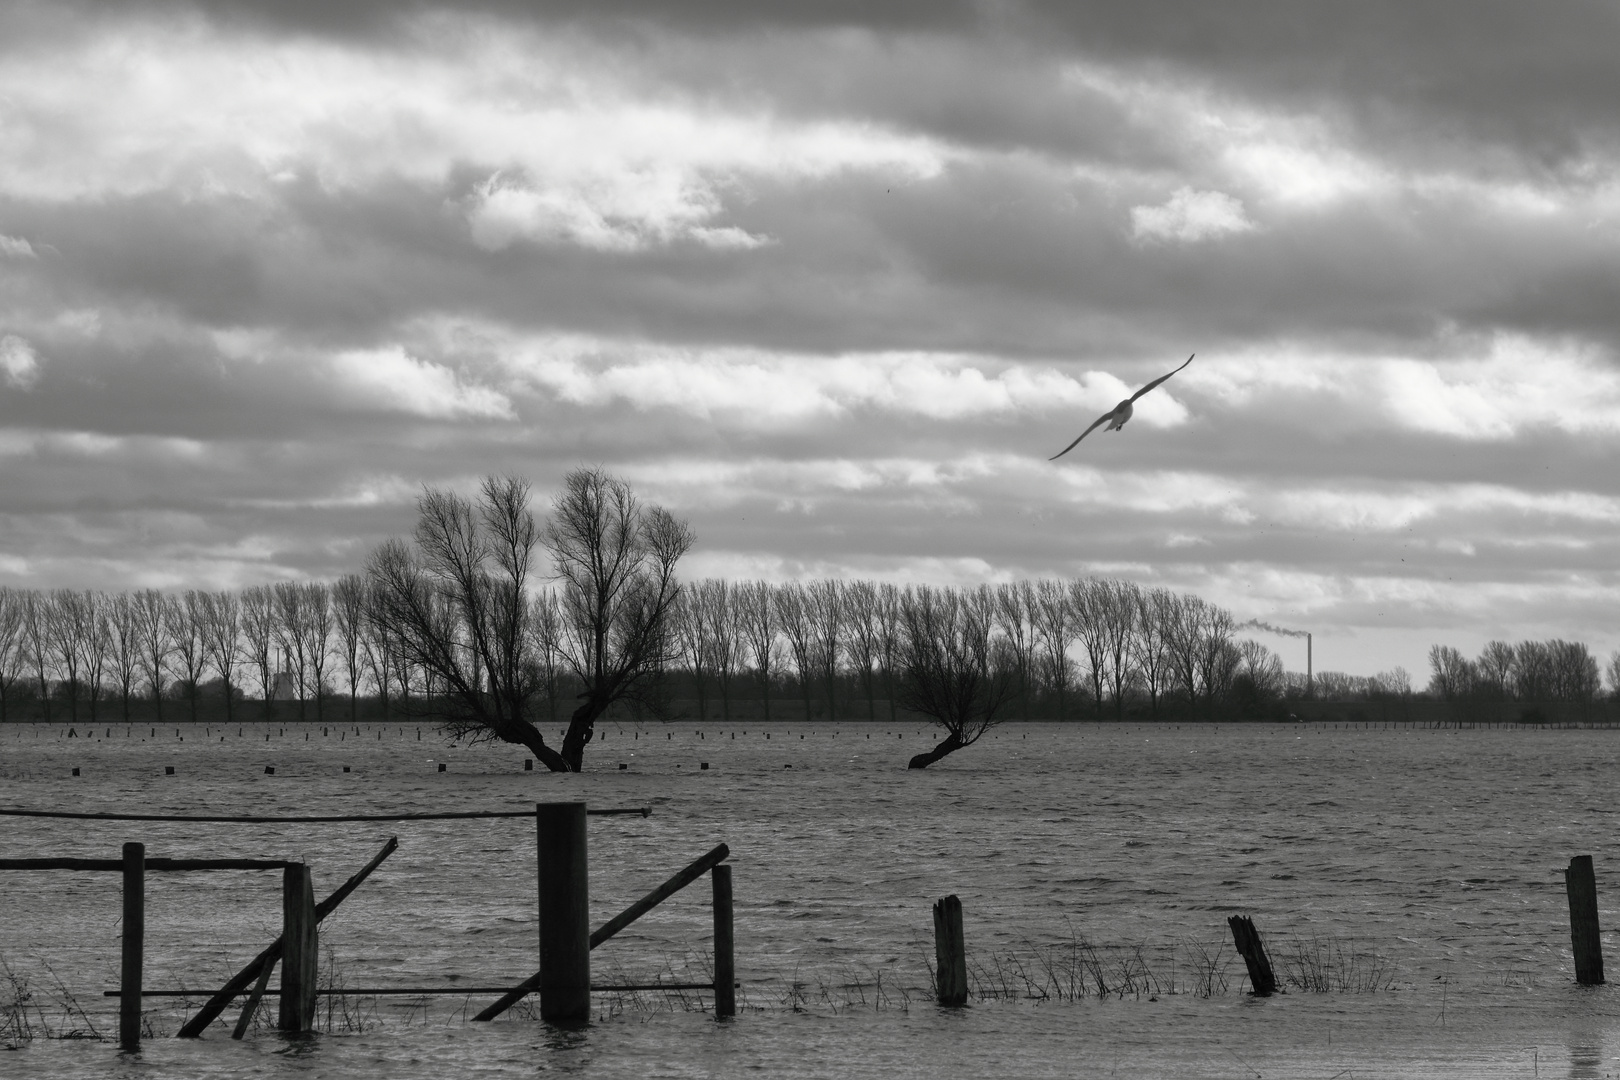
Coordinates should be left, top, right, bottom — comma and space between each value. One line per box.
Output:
3, 719, 1619, 1078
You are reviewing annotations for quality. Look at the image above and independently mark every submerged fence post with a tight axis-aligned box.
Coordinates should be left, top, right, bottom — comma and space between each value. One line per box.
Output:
712, 864, 735, 1018
1227, 915, 1277, 996
933, 894, 967, 1006
1567, 855, 1605, 985
537, 801, 590, 1021
119, 842, 144, 1053
278, 863, 318, 1031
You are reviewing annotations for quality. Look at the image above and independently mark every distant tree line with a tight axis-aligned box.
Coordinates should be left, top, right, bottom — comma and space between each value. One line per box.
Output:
1426, 639, 1613, 705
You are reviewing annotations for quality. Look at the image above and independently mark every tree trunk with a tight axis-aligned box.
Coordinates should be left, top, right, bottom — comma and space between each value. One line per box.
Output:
561, 697, 609, 772
907, 733, 965, 769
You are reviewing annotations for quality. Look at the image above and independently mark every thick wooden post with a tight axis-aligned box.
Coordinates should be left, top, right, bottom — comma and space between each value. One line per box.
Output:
712, 864, 735, 1018
278, 863, 318, 1031
1567, 855, 1605, 985
119, 842, 144, 1053
537, 801, 590, 1021
933, 894, 967, 1006
1228, 915, 1277, 996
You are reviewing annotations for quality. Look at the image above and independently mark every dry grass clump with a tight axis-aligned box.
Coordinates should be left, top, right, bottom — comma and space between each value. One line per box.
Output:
1, 954, 104, 1047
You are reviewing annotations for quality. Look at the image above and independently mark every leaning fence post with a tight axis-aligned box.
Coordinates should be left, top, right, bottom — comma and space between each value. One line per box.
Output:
278, 863, 318, 1031
119, 842, 144, 1053
1227, 915, 1277, 996
1567, 855, 1605, 985
933, 894, 967, 1006
712, 864, 735, 1018
537, 801, 590, 1021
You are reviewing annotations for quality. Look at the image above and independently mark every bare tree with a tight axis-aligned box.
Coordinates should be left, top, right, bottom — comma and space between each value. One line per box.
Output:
529, 588, 564, 727
301, 582, 334, 721
1131, 588, 1174, 715
240, 585, 278, 719
20, 591, 52, 721
543, 467, 693, 770
1031, 579, 1074, 720
1097, 580, 1140, 717
0, 589, 24, 722
774, 582, 816, 722
1070, 578, 1109, 717
170, 591, 209, 722
1607, 651, 1620, 700
676, 585, 716, 722
68, 591, 111, 723
736, 581, 780, 721
368, 476, 566, 767
1426, 644, 1474, 701
133, 589, 174, 721
273, 583, 310, 720
1511, 640, 1553, 701
45, 590, 91, 724
1548, 639, 1601, 703
332, 574, 367, 722
202, 591, 242, 723
843, 580, 882, 720
107, 592, 141, 721
705, 579, 742, 723
898, 585, 1017, 768
994, 582, 1036, 720
1475, 640, 1514, 700
876, 583, 902, 722
807, 579, 843, 722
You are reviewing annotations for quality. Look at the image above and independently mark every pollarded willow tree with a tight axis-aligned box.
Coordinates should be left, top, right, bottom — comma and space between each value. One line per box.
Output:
547, 466, 693, 771
897, 584, 1019, 769
367, 475, 570, 770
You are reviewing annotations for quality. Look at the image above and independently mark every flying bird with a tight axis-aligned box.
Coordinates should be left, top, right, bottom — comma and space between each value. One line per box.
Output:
1049, 354, 1194, 460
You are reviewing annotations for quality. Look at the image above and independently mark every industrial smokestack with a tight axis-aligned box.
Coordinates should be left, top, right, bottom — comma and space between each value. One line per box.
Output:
1307, 633, 1313, 698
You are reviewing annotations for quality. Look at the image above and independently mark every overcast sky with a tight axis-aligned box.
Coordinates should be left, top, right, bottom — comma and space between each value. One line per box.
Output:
2, 1, 1618, 680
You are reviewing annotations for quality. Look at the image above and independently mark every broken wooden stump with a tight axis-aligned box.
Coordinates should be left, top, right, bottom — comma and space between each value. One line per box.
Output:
1566, 855, 1605, 985
1227, 914, 1277, 996
933, 894, 967, 1006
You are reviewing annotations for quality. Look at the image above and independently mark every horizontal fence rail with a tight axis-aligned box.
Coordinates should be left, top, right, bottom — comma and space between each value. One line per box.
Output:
0, 807, 650, 822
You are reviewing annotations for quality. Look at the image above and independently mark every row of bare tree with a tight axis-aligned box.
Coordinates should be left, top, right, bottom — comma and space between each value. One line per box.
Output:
673, 577, 1293, 726
0, 579, 392, 726
1427, 639, 1610, 703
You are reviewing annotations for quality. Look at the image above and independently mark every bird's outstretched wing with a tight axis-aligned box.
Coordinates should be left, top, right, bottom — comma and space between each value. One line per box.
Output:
1128, 353, 1195, 403
1049, 410, 1115, 460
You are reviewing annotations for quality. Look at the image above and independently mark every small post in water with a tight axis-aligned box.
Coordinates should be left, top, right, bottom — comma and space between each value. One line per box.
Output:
712, 864, 735, 1018
120, 842, 144, 1052
1567, 855, 1605, 985
933, 894, 968, 1006
537, 801, 590, 1021
1227, 915, 1277, 996
279, 863, 318, 1031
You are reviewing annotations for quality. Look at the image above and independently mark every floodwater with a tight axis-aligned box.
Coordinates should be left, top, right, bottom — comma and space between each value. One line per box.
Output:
3, 718, 1619, 1078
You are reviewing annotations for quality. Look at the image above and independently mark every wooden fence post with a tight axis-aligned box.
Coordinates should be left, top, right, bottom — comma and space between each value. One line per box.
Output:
1227, 915, 1277, 996
279, 863, 318, 1031
1567, 855, 1605, 985
933, 894, 967, 1006
119, 842, 144, 1053
712, 864, 735, 1018
537, 802, 590, 1021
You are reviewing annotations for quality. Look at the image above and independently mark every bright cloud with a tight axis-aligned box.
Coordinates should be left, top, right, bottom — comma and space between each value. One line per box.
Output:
1130, 187, 1254, 242
330, 346, 513, 419
0, 335, 41, 389
0, 235, 36, 258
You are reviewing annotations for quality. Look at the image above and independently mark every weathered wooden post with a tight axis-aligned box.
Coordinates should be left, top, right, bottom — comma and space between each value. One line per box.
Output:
119, 841, 144, 1053
1227, 915, 1277, 996
537, 801, 590, 1021
933, 894, 967, 1006
1566, 855, 1605, 985
712, 864, 735, 1018
278, 862, 318, 1031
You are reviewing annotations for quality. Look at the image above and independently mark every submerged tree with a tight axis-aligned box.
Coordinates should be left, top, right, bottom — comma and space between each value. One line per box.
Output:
898, 585, 1018, 769
367, 475, 568, 768
546, 466, 693, 771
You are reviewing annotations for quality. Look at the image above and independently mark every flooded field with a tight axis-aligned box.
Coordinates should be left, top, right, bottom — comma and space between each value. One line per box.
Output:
3, 718, 1619, 1078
